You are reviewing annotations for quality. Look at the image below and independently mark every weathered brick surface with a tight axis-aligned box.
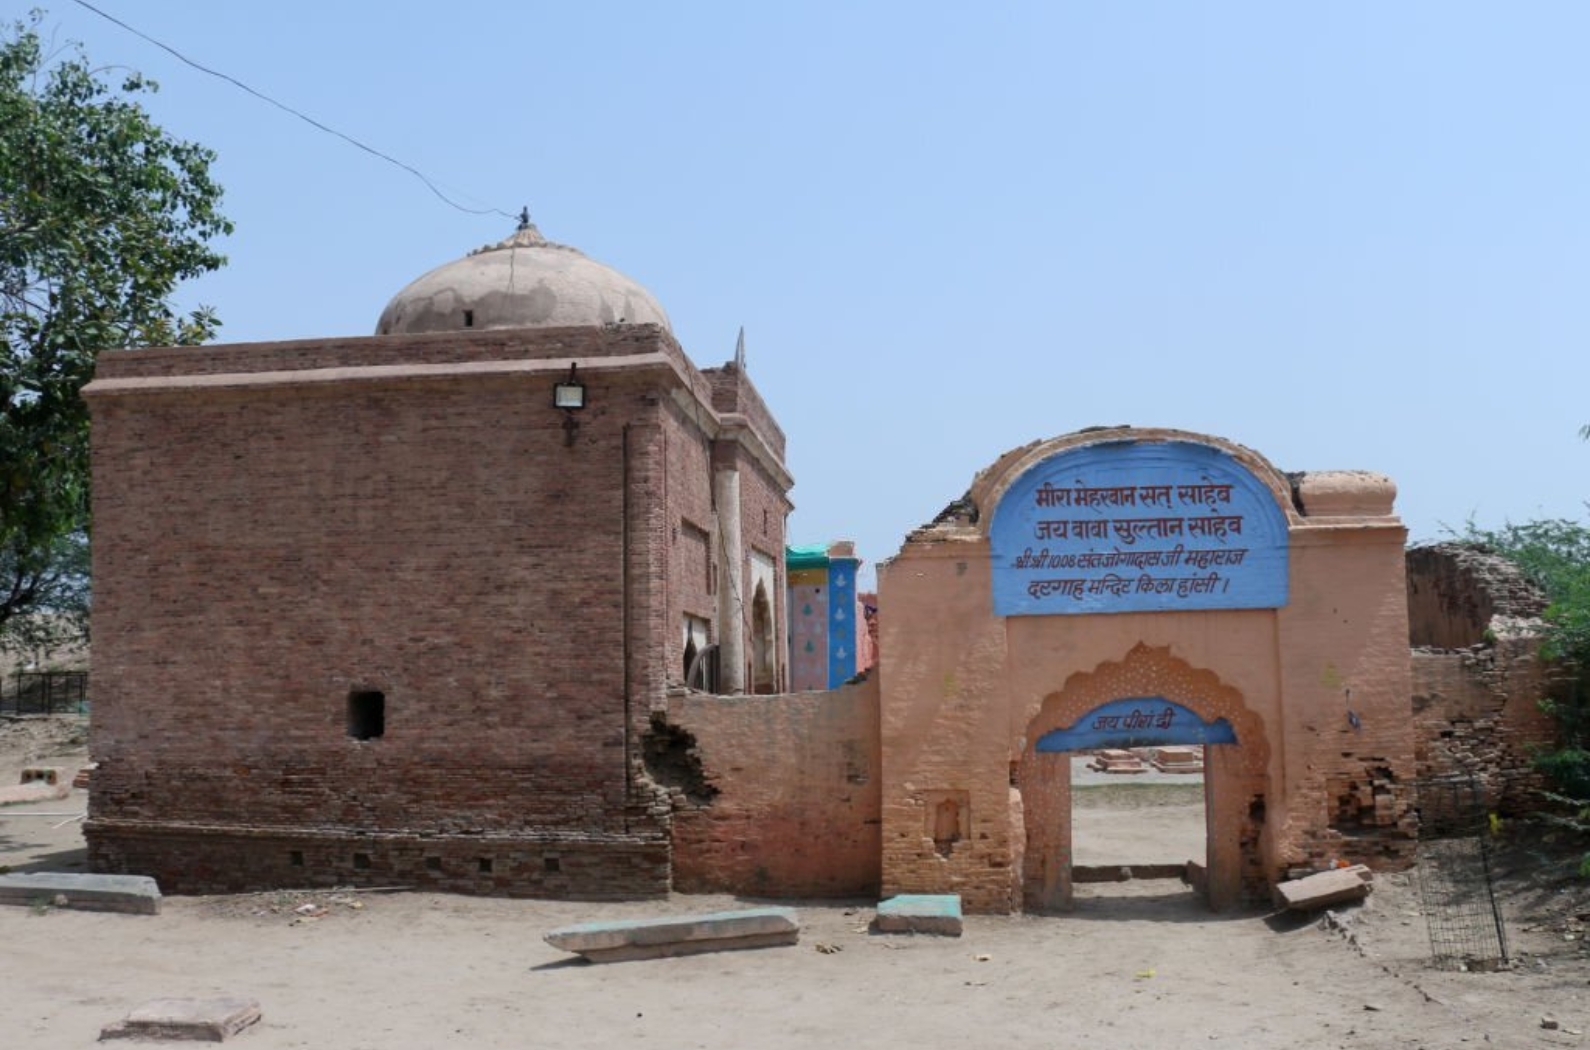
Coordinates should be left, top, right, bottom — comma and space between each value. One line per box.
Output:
84, 325, 787, 898
1407, 542, 1548, 649
93, 324, 687, 380
86, 822, 668, 898
702, 362, 787, 461
662, 398, 717, 691
1275, 528, 1419, 875
1412, 641, 1562, 813
658, 370, 791, 696
666, 677, 881, 898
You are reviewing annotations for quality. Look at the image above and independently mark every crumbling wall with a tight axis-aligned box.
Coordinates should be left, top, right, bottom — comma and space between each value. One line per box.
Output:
1408, 543, 1560, 813
1412, 639, 1560, 814
662, 675, 881, 898
1408, 542, 1547, 649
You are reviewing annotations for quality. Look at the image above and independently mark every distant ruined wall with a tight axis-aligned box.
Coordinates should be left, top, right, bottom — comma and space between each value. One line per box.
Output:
1407, 543, 1547, 650
662, 675, 881, 898
1408, 543, 1561, 813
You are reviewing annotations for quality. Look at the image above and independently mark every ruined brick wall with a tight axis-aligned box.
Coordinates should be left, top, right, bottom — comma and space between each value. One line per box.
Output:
1406, 544, 1561, 814
1407, 542, 1548, 649
84, 328, 689, 896
663, 675, 881, 898
1412, 643, 1558, 813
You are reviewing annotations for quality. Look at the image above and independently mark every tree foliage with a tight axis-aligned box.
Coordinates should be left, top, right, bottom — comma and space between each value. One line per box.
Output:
0, 12, 230, 650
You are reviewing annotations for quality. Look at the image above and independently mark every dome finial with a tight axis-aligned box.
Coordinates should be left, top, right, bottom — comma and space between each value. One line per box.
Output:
517, 206, 532, 231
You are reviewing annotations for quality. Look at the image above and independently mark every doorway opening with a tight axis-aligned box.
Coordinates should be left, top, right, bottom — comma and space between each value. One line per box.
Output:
1069, 746, 1207, 906
750, 581, 776, 694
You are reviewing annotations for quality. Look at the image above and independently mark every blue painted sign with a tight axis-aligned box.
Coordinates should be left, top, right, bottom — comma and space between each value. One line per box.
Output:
1035, 697, 1236, 752
989, 440, 1289, 616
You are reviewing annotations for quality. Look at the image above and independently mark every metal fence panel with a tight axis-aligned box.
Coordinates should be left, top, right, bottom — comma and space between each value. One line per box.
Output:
1414, 775, 1510, 971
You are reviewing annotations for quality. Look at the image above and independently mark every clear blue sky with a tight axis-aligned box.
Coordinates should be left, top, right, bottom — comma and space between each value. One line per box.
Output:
41, 1, 1589, 586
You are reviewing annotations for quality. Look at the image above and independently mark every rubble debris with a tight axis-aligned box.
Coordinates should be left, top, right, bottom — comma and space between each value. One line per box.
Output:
100, 998, 261, 1042
1275, 865, 1373, 912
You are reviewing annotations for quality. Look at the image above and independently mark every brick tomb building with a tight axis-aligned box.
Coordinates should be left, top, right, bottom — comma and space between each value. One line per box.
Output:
83, 222, 792, 896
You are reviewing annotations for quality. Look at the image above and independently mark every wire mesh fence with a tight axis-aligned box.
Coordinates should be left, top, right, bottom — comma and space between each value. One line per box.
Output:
0, 670, 89, 716
1414, 774, 1509, 971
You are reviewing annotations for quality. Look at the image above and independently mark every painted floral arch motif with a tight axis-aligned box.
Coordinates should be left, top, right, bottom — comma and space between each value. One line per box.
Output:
1021, 643, 1268, 776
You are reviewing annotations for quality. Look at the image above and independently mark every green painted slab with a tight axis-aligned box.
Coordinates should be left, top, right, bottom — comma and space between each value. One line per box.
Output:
875, 894, 963, 936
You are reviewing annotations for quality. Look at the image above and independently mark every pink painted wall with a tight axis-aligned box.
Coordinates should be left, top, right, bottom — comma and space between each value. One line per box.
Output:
787, 579, 829, 691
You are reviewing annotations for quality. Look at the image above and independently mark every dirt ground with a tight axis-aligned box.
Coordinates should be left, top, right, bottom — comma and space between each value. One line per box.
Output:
3, 717, 1589, 1049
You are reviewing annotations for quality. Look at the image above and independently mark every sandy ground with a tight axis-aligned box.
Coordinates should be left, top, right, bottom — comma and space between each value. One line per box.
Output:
3, 718, 1590, 1049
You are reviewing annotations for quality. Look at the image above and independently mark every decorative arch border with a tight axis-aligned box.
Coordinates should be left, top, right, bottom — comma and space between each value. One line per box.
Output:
971, 426, 1301, 538
1016, 642, 1271, 912
1019, 643, 1270, 771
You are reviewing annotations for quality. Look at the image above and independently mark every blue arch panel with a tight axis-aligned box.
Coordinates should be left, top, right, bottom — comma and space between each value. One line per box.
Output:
990, 440, 1289, 616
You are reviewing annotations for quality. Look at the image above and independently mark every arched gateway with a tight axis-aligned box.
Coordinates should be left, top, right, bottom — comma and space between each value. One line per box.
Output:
876, 428, 1417, 913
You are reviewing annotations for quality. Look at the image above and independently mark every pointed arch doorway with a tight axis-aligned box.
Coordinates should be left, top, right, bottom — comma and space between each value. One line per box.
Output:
1017, 645, 1271, 913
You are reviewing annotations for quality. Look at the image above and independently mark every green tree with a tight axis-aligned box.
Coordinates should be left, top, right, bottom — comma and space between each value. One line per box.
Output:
1, 12, 230, 650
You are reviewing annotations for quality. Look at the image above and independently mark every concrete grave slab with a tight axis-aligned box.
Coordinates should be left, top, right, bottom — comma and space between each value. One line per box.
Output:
874, 894, 963, 936
1088, 749, 1148, 774
0, 872, 161, 914
1275, 866, 1373, 912
0, 779, 69, 805
1149, 746, 1204, 773
544, 906, 800, 962
100, 998, 261, 1042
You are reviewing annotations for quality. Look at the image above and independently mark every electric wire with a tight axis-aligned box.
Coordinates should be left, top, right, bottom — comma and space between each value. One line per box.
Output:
67, 0, 515, 221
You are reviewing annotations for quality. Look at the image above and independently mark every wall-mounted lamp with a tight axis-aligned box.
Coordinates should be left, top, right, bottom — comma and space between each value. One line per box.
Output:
553, 362, 585, 446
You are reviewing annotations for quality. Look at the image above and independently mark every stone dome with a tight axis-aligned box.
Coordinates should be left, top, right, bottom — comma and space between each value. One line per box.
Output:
376, 222, 671, 335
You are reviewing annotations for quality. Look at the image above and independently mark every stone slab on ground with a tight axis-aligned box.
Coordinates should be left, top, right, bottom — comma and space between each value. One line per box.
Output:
0, 872, 161, 915
544, 906, 800, 962
874, 894, 963, 936
100, 998, 261, 1042
1275, 866, 1373, 912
